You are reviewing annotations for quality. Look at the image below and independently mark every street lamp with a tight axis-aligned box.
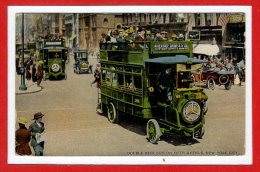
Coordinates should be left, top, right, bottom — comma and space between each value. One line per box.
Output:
19, 13, 27, 91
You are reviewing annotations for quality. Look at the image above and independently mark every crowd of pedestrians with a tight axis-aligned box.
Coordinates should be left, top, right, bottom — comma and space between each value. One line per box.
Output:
16, 52, 44, 87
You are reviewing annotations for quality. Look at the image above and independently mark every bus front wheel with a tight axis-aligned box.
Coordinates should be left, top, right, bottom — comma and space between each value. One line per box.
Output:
146, 119, 161, 144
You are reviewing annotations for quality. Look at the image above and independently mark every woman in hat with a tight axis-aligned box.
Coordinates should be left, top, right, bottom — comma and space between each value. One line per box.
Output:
29, 112, 45, 156
36, 61, 44, 87
15, 117, 32, 155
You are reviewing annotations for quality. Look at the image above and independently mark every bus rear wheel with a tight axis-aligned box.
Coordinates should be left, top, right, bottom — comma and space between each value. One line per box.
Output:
146, 119, 161, 144
107, 102, 119, 123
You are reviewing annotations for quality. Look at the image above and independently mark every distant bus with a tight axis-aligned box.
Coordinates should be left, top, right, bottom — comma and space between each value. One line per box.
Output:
98, 40, 208, 144
40, 38, 68, 80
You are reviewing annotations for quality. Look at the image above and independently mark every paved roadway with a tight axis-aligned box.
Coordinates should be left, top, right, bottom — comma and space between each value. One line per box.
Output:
15, 55, 245, 156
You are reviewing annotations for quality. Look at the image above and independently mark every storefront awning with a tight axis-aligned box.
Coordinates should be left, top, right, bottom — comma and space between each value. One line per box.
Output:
193, 44, 220, 56
69, 34, 77, 41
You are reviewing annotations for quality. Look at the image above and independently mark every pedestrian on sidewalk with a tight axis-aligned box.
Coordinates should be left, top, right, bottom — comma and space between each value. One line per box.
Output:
31, 63, 37, 83
36, 61, 44, 87
25, 58, 32, 80
15, 117, 32, 156
29, 112, 46, 156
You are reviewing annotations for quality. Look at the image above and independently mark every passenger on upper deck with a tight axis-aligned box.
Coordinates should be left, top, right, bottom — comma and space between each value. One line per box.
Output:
169, 34, 178, 41
177, 33, 185, 41
160, 31, 168, 41
116, 30, 127, 50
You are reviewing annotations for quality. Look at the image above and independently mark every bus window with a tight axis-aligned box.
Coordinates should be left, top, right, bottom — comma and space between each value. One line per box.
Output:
133, 76, 142, 89
178, 71, 192, 88
112, 72, 118, 88
102, 70, 106, 82
133, 67, 142, 73
107, 71, 111, 83
118, 73, 124, 87
125, 75, 133, 89
124, 66, 132, 72
118, 65, 123, 71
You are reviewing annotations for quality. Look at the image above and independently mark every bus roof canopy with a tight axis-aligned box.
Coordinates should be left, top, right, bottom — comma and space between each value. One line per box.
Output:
145, 55, 207, 64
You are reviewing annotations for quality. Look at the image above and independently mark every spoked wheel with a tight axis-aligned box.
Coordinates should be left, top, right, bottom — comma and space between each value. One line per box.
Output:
219, 74, 229, 85
107, 102, 119, 123
207, 78, 215, 90
225, 80, 232, 90
146, 119, 161, 144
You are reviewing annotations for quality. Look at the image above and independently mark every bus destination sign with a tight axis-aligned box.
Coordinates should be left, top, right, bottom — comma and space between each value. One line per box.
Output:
154, 43, 189, 51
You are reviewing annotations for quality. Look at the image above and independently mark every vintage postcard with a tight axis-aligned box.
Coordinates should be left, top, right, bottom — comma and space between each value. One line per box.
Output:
8, 6, 252, 165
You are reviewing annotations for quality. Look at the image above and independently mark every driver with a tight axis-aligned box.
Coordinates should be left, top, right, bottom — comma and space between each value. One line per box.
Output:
157, 67, 175, 105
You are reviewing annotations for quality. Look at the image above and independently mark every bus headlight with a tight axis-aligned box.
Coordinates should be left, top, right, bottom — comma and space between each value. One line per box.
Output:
182, 101, 201, 123
51, 63, 60, 72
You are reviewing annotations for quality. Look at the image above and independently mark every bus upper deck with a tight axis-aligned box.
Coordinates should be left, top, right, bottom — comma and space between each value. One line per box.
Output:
99, 40, 193, 65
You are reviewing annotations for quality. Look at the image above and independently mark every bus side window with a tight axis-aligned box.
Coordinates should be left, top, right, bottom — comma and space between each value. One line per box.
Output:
134, 76, 142, 89
106, 71, 111, 83
125, 75, 133, 89
112, 72, 118, 88
102, 70, 106, 82
118, 73, 124, 87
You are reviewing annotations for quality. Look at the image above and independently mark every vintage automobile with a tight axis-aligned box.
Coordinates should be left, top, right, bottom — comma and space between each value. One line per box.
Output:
73, 50, 93, 74
193, 68, 236, 90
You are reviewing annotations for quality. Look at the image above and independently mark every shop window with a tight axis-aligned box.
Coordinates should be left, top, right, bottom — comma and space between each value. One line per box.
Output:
103, 18, 108, 27
195, 14, 201, 26
205, 13, 213, 26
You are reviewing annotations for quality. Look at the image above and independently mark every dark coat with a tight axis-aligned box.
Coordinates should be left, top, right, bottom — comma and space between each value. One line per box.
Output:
32, 66, 37, 82
15, 127, 32, 155
29, 122, 45, 147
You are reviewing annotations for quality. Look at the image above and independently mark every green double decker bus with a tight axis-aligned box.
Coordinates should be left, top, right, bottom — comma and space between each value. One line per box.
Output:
98, 40, 208, 143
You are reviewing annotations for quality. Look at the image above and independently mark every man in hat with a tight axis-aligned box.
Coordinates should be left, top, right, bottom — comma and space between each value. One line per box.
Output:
169, 33, 177, 41
160, 31, 168, 41
116, 30, 126, 50
15, 117, 32, 155
29, 112, 45, 156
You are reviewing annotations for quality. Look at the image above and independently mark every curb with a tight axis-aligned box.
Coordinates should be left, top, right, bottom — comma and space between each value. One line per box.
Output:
16, 85, 43, 95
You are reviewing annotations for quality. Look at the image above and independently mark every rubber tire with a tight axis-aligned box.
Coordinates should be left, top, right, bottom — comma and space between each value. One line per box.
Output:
219, 74, 229, 85
107, 102, 119, 123
207, 78, 215, 90
146, 119, 161, 144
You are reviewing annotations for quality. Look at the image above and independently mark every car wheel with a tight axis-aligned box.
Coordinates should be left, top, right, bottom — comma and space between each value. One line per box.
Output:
219, 74, 229, 85
146, 119, 161, 144
107, 102, 119, 123
207, 78, 215, 90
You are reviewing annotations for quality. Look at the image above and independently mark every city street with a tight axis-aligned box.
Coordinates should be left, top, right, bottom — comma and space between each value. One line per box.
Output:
15, 55, 246, 156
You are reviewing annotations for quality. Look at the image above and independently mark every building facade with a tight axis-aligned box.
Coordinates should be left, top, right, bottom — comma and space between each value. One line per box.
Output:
222, 13, 245, 62
78, 14, 123, 51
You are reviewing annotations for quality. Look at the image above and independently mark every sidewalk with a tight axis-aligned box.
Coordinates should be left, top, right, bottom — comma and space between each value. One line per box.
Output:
16, 73, 42, 95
